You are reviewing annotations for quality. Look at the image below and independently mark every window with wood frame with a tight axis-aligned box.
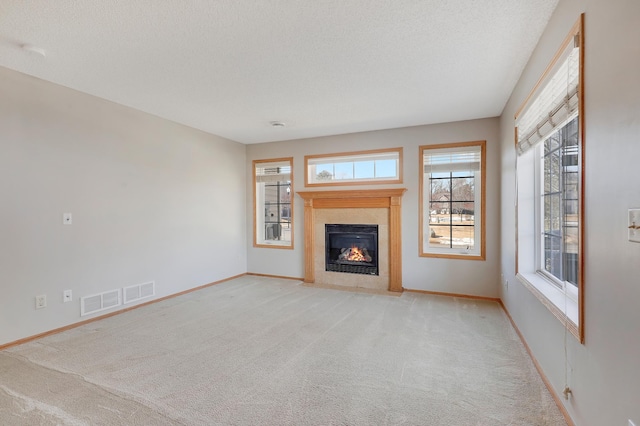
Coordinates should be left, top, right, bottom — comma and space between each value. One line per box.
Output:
515, 15, 584, 342
253, 158, 293, 249
419, 141, 486, 260
305, 148, 402, 187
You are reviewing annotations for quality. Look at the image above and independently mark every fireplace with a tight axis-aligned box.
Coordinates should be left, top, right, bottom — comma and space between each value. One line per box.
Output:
325, 224, 378, 275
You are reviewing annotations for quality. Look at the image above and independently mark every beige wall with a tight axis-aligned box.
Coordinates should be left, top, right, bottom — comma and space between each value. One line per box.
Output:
0, 68, 247, 346
246, 118, 501, 297
499, 1, 640, 425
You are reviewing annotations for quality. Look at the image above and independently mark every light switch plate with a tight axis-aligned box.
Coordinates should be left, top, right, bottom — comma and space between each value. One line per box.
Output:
629, 209, 640, 242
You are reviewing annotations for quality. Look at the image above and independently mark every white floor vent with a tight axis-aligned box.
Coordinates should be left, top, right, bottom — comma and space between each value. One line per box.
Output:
123, 281, 155, 304
80, 289, 121, 316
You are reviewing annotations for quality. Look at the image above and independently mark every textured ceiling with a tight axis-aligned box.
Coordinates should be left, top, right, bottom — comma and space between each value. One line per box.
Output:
0, 0, 559, 144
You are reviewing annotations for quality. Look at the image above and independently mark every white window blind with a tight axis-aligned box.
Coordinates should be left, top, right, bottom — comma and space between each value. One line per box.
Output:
423, 147, 481, 174
255, 161, 291, 183
516, 40, 580, 155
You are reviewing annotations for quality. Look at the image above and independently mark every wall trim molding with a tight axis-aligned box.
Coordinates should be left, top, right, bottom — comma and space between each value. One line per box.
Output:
246, 272, 304, 281
404, 288, 500, 302
499, 300, 575, 426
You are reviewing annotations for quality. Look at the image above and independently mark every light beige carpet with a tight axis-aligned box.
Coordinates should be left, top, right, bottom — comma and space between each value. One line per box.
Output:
0, 276, 566, 425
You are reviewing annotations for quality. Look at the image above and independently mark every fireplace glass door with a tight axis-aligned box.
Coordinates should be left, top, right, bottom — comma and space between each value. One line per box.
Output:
325, 224, 378, 275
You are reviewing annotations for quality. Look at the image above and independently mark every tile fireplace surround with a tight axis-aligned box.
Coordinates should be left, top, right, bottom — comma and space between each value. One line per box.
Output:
297, 189, 407, 292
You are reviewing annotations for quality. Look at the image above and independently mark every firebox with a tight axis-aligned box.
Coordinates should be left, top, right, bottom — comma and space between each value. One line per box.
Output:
325, 224, 378, 275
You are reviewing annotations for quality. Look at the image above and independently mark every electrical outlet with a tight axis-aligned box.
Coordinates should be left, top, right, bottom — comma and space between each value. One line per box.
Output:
63, 289, 72, 303
35, 294, 47, 309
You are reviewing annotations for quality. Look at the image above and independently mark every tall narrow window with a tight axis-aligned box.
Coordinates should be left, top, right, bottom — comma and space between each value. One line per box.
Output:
515, 16, 584, 342
254, 158, 293, 249
419, 141, 485, 260
541, 117, 579, 289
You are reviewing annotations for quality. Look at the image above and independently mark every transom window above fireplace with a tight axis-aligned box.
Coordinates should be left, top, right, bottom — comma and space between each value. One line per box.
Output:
305, 148, 402, 186
253, 157, 293, 249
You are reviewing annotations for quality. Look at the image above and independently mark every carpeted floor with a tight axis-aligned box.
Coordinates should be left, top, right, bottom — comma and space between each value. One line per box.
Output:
0, 276, 566, 425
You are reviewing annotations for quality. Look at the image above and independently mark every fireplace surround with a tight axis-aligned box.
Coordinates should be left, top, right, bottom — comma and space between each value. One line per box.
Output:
297, 188, 407, 292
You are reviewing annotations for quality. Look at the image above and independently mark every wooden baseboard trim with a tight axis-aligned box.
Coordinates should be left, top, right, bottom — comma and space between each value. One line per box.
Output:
498, 300, 574, 426
403, 288, 500, 303
302, 282, 402, 297
0, 273, 246, 351
246, 272, 304, 281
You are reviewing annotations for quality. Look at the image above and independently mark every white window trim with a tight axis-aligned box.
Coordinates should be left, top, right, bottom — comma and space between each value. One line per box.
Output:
516, 272, 578, 327
424, 169, 482, 257
533, 141, 579, 306
516, 129, 580, 339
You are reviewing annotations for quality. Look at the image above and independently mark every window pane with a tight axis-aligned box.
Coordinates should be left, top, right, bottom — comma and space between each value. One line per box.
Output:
451, 225, 475, 249
315, 163, 334, 181
452, 178, 474, 202
375, 159, 397, 178
354, 161, 374, 179
551, 193, 561, 233
334, 162, 353, 180
545, 149, 561, 193
451, 201, 474, 220
428, 225, 450, 249
544, 234, 562, 280
264, 202, 279, 223
544, 195, 551, 232
430, 178, 450, 199
545, 132, 561, 153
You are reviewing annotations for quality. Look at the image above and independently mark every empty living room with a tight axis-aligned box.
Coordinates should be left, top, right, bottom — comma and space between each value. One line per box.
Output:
1, 1, 638, 425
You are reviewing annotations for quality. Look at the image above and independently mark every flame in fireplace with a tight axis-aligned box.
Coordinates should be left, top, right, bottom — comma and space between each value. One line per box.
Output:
346, 245, 366, 262
337, 244, 372, 263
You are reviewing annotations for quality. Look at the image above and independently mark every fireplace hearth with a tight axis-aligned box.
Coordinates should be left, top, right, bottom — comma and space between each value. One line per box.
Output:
325, 224, 378, 275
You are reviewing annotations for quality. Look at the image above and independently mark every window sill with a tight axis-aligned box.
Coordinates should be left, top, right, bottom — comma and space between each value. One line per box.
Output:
254, 242, 294, 250
420, 251, 484, 261
516, 272, 581, 342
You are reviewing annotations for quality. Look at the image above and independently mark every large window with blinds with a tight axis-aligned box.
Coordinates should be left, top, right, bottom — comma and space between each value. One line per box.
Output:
419, 141, 486, 260
515, 16, 584, 342
253, 158, 293, 249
